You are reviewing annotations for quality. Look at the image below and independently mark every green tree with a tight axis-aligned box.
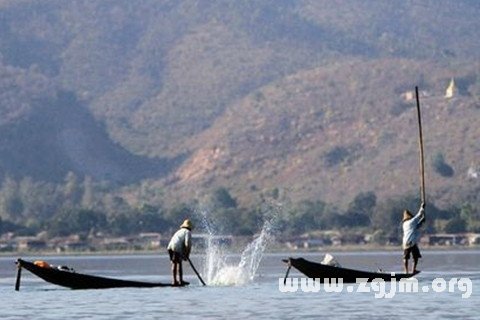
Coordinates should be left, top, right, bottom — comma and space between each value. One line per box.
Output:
236, 207, 263, 235
318, 205, 343, 230
0, 177, 22, 221
18, 177, 61, 221
444, 217, 467, 233
460, 202, 480, 232
64, 171, 81, 206
109, 213, 133, 236
286, 200, 326, 234
135, 204, 170, 233
324, 146, 350, 167
4, 197, 24, 219
48, 208, 107, 236
166, 202, 197, 232
432, 153, 454, 177
81, 176, 95, 209
102, 195, 131, 217
212, 187, 238, 209
345, 191, 376, 227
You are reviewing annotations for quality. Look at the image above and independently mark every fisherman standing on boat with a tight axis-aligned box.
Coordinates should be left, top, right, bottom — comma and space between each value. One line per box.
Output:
167, 219, 193, 286
402, 202, 425, 274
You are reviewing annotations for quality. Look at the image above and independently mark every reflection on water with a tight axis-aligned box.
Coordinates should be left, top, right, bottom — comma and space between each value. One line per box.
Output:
1, 250, 479, 319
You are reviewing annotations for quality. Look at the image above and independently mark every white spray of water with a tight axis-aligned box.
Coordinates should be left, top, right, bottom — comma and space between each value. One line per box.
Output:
210, 220, 274, 286
197, 198, 282, 286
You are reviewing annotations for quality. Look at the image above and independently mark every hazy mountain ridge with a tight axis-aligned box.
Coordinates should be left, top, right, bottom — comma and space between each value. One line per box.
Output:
0, 88, 182, 183
170, 59, 480, 207
0, 0, 479, 211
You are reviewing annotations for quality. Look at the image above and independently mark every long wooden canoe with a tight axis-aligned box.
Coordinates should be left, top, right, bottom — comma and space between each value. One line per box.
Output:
283, 257, 419, 283
15, 258, 188, 290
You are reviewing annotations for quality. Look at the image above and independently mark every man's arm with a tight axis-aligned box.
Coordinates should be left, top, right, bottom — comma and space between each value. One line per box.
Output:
416, 202, 426, 226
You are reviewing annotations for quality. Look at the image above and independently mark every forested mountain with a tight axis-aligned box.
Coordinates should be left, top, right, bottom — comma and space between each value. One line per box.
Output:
0, 0, 479, 235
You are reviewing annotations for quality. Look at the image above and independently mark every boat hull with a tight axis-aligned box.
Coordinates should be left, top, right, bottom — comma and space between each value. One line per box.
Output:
284, 257, 419, 283
16, 259, 185, 289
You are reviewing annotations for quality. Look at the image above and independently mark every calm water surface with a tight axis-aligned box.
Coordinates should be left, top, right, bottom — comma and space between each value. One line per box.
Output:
1, 250, 478, 319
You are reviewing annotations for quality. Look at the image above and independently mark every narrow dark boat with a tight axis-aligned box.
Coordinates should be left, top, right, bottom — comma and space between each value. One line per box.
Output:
283, 257, 419, 283
15, 259, 187, 290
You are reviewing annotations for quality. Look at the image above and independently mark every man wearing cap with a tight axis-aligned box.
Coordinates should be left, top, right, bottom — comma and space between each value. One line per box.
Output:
167, 219, 193, 286
402, 202, 425, 274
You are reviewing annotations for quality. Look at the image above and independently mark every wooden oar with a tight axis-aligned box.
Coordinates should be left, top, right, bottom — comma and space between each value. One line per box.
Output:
187, 257, 206, 286
415, 86, 426, 205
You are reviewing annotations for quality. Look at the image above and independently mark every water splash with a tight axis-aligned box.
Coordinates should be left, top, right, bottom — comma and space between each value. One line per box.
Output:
197, 198, 282, 286
210, 220, 274, 286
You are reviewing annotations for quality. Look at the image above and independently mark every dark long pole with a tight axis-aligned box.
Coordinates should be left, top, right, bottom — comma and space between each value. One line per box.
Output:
15, 263, 22, 291
283, 265, 291, 285
415, 86, 426, 204
187, 257, 206, 286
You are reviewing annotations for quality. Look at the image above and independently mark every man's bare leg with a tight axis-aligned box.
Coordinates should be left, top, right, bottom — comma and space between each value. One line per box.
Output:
413, 258, 418, 273
403, 258, 409, 274
172, 262, 179, 285
179, 261, 184, 284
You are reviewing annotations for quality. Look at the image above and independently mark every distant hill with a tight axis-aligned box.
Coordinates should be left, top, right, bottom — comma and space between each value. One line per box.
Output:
0, 88, 182, 183
170, 59, 480, 208
0, 0, 479, 212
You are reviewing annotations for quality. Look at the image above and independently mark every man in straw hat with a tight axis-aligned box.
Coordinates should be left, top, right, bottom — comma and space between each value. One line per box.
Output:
167, 219, 193, 286
402, 202, 425, 274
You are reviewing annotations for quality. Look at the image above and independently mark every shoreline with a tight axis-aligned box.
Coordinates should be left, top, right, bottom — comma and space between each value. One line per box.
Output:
2, 244, 479, 258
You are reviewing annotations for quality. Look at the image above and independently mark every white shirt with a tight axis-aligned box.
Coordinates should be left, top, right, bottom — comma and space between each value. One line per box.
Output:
167, 228, 191, 255
402, 207, 425, 249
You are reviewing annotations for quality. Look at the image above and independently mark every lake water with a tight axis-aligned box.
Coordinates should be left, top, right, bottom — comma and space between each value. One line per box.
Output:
1, 250, 478, 319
